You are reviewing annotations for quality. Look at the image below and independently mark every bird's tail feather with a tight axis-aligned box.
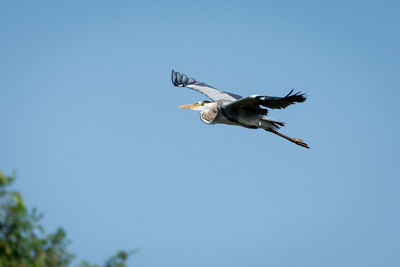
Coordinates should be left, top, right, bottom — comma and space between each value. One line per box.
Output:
260, 118, 285, 131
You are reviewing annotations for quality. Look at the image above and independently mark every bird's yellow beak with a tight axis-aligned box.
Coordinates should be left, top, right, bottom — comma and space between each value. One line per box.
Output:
178, 103, 200, 109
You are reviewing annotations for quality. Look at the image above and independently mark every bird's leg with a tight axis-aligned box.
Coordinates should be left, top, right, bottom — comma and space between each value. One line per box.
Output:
265, 128, 310, 149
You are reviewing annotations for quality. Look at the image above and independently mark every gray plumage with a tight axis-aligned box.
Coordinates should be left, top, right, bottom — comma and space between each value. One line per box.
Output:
172, 70, 241, 102
172, 70, 309, 148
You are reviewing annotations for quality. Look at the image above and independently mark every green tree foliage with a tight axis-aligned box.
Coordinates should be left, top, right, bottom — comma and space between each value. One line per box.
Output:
78, 251, 132, 267
0, 171, 134, 267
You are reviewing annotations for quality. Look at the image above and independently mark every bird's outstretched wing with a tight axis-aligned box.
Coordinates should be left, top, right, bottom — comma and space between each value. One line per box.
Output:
171, 70, 241, 102
224, 90, 307, 113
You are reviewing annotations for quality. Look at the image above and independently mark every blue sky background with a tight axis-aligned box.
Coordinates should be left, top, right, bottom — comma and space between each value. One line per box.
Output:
1, 1, 399, 266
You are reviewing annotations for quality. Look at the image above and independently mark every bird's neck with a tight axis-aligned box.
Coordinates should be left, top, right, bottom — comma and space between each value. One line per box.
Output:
200, 102, 219, 124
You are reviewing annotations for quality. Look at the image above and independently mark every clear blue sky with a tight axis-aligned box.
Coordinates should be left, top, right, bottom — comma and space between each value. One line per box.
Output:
1, 1, 399, 266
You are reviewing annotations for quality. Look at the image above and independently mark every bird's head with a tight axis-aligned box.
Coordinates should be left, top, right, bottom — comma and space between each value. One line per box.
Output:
178, 100, 213, 111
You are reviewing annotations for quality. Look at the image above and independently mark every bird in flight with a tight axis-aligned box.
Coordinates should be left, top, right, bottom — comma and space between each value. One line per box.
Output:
171, 70, 309, 148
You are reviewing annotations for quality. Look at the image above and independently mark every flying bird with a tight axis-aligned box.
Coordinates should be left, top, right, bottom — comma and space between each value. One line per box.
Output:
171, 70, 309, 148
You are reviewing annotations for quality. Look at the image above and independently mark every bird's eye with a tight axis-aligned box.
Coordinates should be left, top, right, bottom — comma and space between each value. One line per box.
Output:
198, 102, 204, 106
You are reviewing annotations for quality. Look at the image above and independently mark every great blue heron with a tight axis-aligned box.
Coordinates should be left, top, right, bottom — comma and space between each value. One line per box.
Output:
171, 70, 309, 148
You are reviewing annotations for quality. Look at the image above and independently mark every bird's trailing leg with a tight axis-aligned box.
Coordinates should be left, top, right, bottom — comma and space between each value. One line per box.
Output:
265, 128, 310, 149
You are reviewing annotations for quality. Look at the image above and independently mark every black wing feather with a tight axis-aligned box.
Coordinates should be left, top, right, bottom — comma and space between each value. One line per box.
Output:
224, 90, 307, 115
257, 90, 307, 109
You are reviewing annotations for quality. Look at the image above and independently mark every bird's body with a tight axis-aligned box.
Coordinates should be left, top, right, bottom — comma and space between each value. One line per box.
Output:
172, 70, 309, 148
197, 100, 279, 130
